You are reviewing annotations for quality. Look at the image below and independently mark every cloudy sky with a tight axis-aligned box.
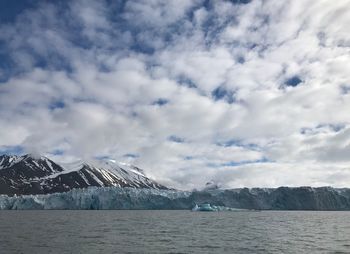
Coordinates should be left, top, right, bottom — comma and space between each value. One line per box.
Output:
0, 0, 350, 189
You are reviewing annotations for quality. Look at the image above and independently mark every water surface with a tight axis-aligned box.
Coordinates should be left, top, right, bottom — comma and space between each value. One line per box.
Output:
1, 210, 349, 253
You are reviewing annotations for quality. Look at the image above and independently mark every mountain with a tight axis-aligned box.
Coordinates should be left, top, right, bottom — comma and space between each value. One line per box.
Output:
0, 154, 167, 196
3, 154, 350, 211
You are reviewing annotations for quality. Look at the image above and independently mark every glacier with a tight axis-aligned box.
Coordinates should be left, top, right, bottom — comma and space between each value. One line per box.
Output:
0, 187, 192, 210
2, 186, 350, 210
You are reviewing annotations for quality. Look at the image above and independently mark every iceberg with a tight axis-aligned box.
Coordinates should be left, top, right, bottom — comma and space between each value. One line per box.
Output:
192, 203, 217, 211
192, 203, 251, 212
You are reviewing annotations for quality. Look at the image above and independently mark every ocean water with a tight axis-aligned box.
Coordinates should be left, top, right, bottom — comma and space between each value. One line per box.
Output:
1, 210, 350, 253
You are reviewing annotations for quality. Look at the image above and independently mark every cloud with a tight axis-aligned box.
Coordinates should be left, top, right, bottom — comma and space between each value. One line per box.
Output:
0, 0, 350, 189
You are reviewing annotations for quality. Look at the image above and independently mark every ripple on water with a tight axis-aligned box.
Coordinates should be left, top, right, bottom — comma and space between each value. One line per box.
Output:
1, 210, 350, 253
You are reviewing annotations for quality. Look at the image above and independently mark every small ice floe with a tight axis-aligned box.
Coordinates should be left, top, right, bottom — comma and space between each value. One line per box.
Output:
192, 203, 217, 212
191, 203, 252, 212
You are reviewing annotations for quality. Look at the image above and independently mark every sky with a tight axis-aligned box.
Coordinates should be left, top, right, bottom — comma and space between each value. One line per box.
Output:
0, 0, 350, 190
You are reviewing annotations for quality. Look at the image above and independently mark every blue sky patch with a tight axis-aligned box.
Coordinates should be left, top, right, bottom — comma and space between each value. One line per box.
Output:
208, 157, 271, 168
340, 85, 350, 94
0, 145, 24, 155
152, 98, 169, 106
94, 155, 111, 161
211, 86, 235, 104
300, 123, 345, 135
0, 0, 38, 23
227, 0, 252, 4
285, 76, 302, 87
216, 139, 261, 151
49, 101, 65, 110
49, 149, 64, 155
123, 153, 139, 158
168, 135, 185, 143
177, 76, 197, 89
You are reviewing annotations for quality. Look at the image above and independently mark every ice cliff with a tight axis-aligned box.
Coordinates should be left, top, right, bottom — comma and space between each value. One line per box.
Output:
2, 186, 350, 210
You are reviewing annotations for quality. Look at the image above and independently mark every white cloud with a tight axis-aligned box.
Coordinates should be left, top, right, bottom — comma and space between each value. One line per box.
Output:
0, 0, 350, 189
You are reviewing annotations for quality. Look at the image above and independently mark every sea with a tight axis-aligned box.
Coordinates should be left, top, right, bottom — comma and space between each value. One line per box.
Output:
1, 210, 349, 253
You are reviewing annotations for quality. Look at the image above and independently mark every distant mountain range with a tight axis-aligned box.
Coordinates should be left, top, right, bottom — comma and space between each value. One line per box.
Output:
0, 154, 167, 196
2, 154, 350, 211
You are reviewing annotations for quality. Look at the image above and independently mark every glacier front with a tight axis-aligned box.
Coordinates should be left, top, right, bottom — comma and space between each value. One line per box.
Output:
0, 187, 192, 210
2, 186, 350, 210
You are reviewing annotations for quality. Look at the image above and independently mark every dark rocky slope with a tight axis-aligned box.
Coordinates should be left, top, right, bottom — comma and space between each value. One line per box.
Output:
0, 154, 167, 196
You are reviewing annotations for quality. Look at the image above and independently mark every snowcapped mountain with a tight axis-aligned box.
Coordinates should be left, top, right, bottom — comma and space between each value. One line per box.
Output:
0, 154, 167, 196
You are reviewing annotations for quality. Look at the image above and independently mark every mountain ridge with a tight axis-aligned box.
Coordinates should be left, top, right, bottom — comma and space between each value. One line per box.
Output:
0, 154, 168, 196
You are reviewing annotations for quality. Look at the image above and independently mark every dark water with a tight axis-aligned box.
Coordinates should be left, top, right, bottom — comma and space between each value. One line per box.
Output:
1, 211, 350, 254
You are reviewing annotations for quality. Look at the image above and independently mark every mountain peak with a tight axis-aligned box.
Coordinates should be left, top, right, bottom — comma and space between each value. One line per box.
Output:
0, 154, 168, 196
97, 159, 146, 177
